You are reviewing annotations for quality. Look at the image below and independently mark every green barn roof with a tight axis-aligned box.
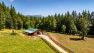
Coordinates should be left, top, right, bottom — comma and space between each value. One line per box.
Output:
24, 28, 39, 33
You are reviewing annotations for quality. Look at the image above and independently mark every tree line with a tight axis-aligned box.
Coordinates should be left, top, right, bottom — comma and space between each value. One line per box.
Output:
0, 2, 94, 39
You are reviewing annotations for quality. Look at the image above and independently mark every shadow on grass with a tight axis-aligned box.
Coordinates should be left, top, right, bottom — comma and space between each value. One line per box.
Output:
0, 29, 4, 31
70, 38, 82, 41
86, 35, 94, 38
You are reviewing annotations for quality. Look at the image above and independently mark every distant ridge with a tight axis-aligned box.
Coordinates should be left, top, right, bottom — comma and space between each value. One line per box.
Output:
26, 15, 44, 18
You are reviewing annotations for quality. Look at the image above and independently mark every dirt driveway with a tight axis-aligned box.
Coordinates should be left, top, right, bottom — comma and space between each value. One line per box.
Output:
38, 35, 67, 53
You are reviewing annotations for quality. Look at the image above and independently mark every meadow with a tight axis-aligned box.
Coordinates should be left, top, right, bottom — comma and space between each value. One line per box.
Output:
0, 29, 56, 53
48, 32, 94, 53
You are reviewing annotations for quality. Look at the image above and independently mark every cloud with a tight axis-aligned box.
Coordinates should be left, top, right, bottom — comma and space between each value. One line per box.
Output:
10, 0, 14, 2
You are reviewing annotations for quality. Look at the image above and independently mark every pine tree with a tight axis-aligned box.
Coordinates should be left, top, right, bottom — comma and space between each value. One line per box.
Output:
10, 5, 18, 29
78, 11, 90, 40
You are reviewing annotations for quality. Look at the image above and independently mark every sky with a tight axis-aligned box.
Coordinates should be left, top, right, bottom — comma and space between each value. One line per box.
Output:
0, 0, 94, 16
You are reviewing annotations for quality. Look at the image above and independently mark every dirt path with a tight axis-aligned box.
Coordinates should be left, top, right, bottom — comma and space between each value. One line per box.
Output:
38, 35, 67, 53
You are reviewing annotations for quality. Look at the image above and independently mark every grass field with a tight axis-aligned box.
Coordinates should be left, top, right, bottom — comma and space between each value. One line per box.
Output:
48, 32, 94, 53
0, 29, 56, 53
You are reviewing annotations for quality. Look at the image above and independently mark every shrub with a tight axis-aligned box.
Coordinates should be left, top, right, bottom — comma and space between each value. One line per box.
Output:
11, 30, 17, 35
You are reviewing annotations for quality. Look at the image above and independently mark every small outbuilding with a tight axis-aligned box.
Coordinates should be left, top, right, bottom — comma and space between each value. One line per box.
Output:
24, 28, 42, 36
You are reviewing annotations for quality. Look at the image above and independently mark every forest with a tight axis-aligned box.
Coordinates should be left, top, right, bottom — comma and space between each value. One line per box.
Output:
0, 2, 94, 39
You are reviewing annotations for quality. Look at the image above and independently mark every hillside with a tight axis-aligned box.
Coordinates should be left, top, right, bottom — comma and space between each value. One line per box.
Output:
0, 29, 56, 53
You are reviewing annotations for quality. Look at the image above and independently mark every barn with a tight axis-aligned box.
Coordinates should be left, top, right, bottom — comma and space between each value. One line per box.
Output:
24, 28, 42, 36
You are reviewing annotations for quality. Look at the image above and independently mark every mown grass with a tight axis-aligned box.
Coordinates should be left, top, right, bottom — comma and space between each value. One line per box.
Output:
48, 32, 94, 53
0, 29, 56, 53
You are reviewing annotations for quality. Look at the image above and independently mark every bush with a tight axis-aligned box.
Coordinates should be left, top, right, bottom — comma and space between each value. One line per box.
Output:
11, 30, 17, 35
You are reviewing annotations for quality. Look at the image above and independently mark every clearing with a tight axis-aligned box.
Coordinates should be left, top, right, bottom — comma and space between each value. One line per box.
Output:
48, 32, 94, 53
0, 29, 56, 53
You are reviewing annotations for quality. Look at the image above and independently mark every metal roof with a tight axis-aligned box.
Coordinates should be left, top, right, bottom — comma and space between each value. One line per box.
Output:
24, 28, 39, 33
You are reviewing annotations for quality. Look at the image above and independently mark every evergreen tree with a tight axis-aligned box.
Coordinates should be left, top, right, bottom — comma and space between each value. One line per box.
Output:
78, 11, 90, 40
0, 11, 5, 30
10, 5, 18, 29
61, 25, 66, 34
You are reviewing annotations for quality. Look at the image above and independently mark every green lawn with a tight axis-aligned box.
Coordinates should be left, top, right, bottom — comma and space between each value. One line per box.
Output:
0, 29, 56, 53
48, 32, 94, 53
